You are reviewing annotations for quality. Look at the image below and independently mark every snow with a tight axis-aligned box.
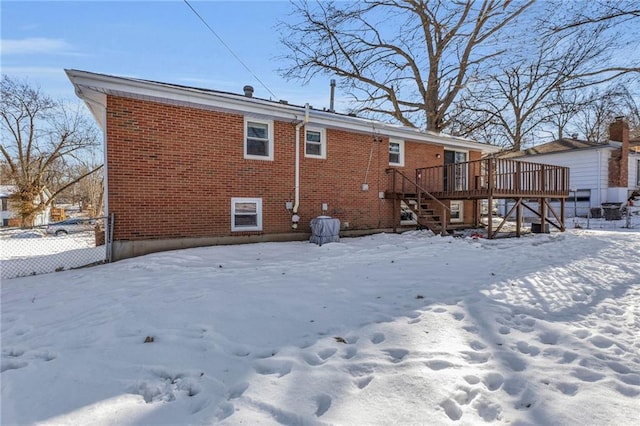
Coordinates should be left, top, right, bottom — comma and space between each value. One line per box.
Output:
1, 231, 105, 279
2, 228, 639, 425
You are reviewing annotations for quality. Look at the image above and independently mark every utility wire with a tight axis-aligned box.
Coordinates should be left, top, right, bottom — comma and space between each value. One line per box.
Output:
183, 0, 278, 99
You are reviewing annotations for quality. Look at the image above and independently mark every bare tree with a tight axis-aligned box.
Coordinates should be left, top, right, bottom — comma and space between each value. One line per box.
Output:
572, 86, 639, 143
549, 0, 640, 31
0, 75, 101, 226
279, 0, 534, 132
452, 1, 639, 151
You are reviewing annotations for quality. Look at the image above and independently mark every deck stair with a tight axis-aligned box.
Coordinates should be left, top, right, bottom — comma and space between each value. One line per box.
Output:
385, 170, 450, 235
402, 195, 448, 234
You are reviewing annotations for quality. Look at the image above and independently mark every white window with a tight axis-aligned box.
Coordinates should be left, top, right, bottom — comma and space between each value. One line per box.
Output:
231, 198, 262, 231
389, 139, 404, 166
244, 118, 274, 160
305, 127, 326, 159
450, 200, 463, 223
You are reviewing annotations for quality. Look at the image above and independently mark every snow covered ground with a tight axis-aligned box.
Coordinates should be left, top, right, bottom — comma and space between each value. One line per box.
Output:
1, 227, 639, 425
0, 231, 105, 279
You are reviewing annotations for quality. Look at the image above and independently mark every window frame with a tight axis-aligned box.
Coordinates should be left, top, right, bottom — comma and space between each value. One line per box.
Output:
244, 117, 274, 161
304, 127, 326, 159
450, 200, 464, 223
389, 139, 405, 167
231, 197, 263, 232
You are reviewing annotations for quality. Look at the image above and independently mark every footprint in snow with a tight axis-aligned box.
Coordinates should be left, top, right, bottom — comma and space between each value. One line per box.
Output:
452, 312, 465, 321
355, 376, 373, 389
228, 382, 249, 399
615, 384, 640, 397
315, 394, 332, 417
440, 398, 462, 421
516, 341, 540, 356
589, 335, 615, 349
469, 340, 487, 351
482, 372, 504, 391
516, 388, 536, 410
607, 361, 632, 374
463, 375, 481, 385
618, 374, 640, 386
319, 348, 337, 360
426, 360, 455, 370
383, 348, 409, 363
343, 346, 358, 360
460, 351, 490, 364
553, 381, 579, 396
474, 397, 503, 421
453, 386, 478, 405
572, 367, 605, 382
432, 307, 448, 313
1, 360, 28, 372
573, 329, 591, 339
371, 333, 385, 344
3, 348, 25, 357
215, 401, 235, 421
254, 360, 292, 377
501, 352, 527, 372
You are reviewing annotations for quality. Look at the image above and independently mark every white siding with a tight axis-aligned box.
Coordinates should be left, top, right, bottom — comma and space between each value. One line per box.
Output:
519, 148, 613, 206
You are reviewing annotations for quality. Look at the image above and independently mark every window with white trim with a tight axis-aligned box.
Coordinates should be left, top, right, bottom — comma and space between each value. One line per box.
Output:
389, 139, 404, 166
231, 198, 262, 231
305, 127, 326, 159
244, 118, 274, 160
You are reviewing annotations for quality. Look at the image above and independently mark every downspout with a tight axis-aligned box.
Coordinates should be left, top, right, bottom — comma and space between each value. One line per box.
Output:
76, 90, 110, 260
291, 103, 309, 229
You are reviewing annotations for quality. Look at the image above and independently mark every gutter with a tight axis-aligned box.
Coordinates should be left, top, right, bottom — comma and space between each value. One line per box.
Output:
291, 104, 309, 229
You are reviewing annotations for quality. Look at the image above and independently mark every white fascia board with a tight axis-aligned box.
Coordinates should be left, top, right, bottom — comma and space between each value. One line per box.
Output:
66, 69, 499, 154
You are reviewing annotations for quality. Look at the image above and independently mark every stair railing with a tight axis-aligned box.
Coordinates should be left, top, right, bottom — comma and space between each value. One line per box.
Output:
386, 168, 449, 235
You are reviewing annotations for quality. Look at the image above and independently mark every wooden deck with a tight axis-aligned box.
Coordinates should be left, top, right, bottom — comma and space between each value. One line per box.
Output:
386, 158, 570, 238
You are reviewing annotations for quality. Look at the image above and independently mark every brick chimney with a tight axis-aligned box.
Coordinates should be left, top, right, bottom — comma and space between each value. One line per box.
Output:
607, 117, 629, 188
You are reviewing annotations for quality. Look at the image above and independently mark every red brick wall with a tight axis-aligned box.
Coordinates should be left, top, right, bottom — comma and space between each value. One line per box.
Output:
106, 95, 482, 241
608, 119, 629, 187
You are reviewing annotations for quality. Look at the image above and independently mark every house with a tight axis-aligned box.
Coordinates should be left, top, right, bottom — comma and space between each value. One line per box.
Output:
498, 118, 640, 217
0, 185, 52, 227
67, 70, 568, 261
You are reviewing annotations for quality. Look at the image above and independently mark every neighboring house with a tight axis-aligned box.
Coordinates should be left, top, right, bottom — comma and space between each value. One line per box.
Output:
67, 70, 567, 261
499, 118, 640, 217
0, 185, 52, 227
0, 185, 16, 227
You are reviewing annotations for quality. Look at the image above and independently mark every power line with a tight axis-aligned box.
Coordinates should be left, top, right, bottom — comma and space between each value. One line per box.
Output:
183, 0, 278, 99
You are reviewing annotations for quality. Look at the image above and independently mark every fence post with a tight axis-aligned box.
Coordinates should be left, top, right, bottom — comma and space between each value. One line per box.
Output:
107, 213, 115, 263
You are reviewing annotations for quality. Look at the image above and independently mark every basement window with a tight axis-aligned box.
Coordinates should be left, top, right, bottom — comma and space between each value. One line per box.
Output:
389, 139, 404, 166
245, 118, 274, 160
305, 127, 326, 159
231, 198, 262, 231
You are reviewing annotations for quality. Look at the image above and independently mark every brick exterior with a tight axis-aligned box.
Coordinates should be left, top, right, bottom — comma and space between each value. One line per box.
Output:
607, 118, 629, 188
106, 95, 483, 245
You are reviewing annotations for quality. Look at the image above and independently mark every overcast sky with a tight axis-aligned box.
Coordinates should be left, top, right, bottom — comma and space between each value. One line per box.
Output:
1, 0, 341, 110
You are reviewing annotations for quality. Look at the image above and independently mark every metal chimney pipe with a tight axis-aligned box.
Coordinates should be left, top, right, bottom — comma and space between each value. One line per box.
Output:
329, 79, 336, 112
243, 85, 254, 97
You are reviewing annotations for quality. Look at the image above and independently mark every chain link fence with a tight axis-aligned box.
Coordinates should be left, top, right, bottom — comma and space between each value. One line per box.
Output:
569, 207, 640, 231
0, 215, 113, 280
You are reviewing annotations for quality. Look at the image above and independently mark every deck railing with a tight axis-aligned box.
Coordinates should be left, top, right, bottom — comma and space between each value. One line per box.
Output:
414, 158, 570, 198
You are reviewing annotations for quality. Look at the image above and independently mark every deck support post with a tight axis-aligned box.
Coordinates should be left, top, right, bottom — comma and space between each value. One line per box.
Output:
516, 198, 522, 237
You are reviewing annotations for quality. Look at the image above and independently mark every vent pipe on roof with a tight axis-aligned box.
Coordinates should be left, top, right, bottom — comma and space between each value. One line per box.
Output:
243, 85, 254, 97
329, 79, 336, 112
